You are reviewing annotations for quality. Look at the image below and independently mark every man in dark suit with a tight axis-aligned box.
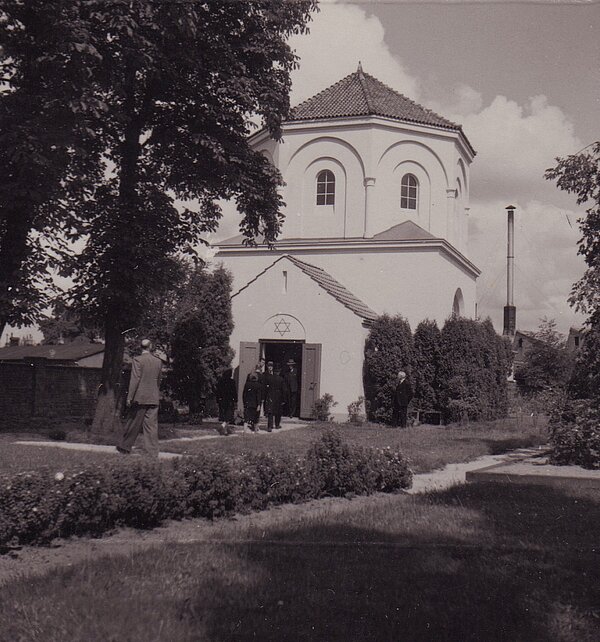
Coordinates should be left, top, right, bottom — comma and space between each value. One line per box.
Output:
392, 370, 413, 428
263, 361, 285, 431
283, 358, 300, 417
117, 338, 163, 457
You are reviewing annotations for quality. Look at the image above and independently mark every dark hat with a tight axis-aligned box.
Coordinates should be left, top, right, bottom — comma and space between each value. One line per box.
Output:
287, 359, 296, 365
267, 360, 274, 366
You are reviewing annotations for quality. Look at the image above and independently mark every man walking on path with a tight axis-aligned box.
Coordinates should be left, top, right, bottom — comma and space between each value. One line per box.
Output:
117, 339, 162, 458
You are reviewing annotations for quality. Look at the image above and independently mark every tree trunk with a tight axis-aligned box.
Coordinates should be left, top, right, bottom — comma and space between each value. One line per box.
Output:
91, 66, 143, 435
91, 318, 126, 435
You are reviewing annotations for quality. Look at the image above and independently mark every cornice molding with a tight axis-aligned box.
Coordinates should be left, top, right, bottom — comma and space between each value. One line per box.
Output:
215, 237, 481, 278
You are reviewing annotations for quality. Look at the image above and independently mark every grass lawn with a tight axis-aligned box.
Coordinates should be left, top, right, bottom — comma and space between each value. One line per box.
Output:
0, 481, 596, 641
0, 416, 548, 476
0, 422, 219, 475
163, 416, 549, 474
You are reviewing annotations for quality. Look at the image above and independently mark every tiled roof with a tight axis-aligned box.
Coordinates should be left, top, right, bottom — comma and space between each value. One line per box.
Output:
0, 342, 105, 361
217, 220, 437, 247
290, 68, 460, 133
286, 256, 378, 321
234, 255, 378, 322
372, 220, 436, 241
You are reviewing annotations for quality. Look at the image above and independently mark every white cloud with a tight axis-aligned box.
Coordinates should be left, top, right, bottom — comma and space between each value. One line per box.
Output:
288, 2, 419, 106
470, 200, 587, 335
436, 92, 583, 203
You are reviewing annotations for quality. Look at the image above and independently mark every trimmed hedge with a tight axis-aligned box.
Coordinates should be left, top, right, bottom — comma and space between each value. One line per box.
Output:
364, 314, 414, 423
412, 319, 442, 412
438, 317, 512, 423
0, 431, 412, 547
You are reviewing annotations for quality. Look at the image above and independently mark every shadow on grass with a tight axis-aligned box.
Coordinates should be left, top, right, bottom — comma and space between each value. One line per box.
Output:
452, 435, 548, 455
1, 484, 598, 641
195, 483, 599, 641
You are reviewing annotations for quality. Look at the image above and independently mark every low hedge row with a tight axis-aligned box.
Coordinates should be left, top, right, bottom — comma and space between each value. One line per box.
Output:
0, 431, 412, 547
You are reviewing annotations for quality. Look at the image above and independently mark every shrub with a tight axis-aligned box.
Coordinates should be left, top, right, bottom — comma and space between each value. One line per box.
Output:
549, 399, 600, 470
438, 317, 511, 423
347, 397, 366, 425
364, 315, 414, 424
0, 433, 412, 547
515, 319, 574, 398
412, 319, 442, 412
306, 430, 412, 497
312, 393, 337, 421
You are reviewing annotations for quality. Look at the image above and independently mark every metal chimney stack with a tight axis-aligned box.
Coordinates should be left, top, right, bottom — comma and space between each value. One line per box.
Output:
503, 205, 516, 336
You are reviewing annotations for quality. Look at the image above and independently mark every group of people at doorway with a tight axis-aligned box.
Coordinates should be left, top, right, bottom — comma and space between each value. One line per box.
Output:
234, 358, 300, 433
115, 339, 414, 460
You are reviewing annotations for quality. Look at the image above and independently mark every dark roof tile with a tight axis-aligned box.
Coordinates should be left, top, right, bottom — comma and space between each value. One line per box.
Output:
290, 69, 460, 133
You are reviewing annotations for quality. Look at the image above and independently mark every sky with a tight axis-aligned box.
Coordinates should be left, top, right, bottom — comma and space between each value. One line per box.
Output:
282, 0, 599, 336
2, 1, 598, 345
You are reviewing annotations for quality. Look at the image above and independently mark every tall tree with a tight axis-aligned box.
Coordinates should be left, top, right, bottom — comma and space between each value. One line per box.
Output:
0, 2, 103, 337
546, 142, 600, 403
545, 142, 600, 318
39, 301, 101, 345
168, 265, 234, 414
61, 2, 317, 433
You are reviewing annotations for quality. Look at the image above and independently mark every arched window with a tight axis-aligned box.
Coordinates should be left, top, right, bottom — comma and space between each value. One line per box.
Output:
401, 174, 418, 210
316, 170, 335, 206
452, 288, 464, 317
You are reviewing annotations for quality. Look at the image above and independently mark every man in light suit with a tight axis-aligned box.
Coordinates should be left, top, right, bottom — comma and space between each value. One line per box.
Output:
117, 338, 162, 458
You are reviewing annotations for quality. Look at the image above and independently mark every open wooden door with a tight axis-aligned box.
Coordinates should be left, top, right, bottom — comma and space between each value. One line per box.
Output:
300, 343, 322, 419
237, 342, 259, 412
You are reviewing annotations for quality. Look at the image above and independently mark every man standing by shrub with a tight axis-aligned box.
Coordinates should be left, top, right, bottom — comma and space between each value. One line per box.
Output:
117, 339, 162, 458
392, 370, 413, 428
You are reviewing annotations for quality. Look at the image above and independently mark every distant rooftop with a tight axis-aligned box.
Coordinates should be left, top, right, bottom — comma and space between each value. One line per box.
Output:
0, 342, 105, 362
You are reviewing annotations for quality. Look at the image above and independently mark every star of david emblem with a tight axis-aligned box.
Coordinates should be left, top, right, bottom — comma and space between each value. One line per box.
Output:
274, 317, 291, 336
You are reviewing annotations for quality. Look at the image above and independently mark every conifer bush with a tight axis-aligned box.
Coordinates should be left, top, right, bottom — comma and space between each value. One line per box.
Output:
364, 315, 414, 424
438, 317, 511, 423
412, 319, 442, 412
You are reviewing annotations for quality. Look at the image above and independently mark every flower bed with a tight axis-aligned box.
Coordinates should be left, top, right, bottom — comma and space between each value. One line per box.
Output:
0, 431, 412, 547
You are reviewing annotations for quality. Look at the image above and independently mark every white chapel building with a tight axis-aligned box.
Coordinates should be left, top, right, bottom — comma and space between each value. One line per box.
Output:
214, 66, 480, 419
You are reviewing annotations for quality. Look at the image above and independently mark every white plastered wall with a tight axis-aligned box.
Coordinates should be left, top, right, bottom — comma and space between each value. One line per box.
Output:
218, 244, 477, 333
229, 257, 370, 418
276, 119, 472, 251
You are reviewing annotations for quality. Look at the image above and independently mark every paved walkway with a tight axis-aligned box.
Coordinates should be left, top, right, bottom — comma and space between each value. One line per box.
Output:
406, 446, 548, 494
466, 451, 600, 490
14, 420, 308, 460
